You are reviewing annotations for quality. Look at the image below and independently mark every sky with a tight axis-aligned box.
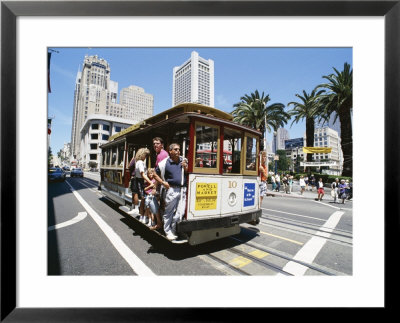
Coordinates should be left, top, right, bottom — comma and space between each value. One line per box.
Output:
47, 47, 352, 154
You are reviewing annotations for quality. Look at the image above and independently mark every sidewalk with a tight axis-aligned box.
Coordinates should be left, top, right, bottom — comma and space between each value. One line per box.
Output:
266, 184, 326, 200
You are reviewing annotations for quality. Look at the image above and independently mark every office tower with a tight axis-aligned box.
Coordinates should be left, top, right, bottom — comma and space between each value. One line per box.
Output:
70, 55, 138, 167
172, 51, 214, 107
71, 55, 112, 159
70, 69, 82, 157
316, 111, 341, 136
120, 85, 154, 122
312, 126, 343, 174
272, 128, 290, 152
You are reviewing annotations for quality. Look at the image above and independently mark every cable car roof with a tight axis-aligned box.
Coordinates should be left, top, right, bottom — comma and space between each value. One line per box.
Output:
106, 102, 259, 143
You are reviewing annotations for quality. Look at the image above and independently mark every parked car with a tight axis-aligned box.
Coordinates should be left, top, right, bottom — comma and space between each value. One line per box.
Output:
71, 168, 84, 177
62, 166, 70, 171
48, 167, 66, 182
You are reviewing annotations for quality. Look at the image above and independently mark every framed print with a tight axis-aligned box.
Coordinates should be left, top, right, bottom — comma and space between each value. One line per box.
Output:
1, 0, 398, 321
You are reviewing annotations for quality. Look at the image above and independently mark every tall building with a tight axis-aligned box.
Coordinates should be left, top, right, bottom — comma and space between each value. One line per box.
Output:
312, 126, 343, 174
316, 111, 341, 136
70, 55, 141, 166
300, 126, 343, 175
272, 128, 290, 152
71, 55, 112, 159
120, 85, 154, 121
172, 51, 214, 107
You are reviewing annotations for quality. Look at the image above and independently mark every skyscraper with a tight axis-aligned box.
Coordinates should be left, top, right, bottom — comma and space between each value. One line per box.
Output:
172, 51, 214, 107
316, 111, 341, 136
120, 85, 154, 122
71, 55, 112, 159
70, 55, 141, 166
272, 128, 290, 152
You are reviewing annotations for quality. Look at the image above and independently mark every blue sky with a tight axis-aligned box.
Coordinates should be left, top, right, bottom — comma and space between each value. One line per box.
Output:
48, 47, 352, 154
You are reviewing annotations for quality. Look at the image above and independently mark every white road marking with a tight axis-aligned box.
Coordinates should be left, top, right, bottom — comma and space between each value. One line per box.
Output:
262, 208, 325, 222
69, 178, 98, 193
313, 200, 341, 210
65, 181, 155, 276
48, 212, 87, 231
278, 210, 345, 276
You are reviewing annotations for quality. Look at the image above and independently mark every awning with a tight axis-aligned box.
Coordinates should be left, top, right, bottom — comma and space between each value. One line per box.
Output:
302, 147, 332, 154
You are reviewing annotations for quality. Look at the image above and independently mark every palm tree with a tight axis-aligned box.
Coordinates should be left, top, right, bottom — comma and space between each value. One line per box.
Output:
287, 88, 325, 171
231, 90, 289, 151
318, 63, 353, 177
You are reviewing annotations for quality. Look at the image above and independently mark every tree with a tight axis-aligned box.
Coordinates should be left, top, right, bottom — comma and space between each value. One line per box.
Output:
231, 90, 289, 151
276, 150, 289, 172
287, 88, 325, 173
318, 62, 353, 177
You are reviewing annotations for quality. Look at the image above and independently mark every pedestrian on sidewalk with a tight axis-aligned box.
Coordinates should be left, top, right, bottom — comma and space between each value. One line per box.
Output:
271, 174, 276, 191
338, 179, 347, 204
299, 175, 306, 195
304, 175, 309, 191
347, 180, 353, 200
275, 173, 281, 192
317, 178, 325, 201
282, 175, 289, 194
310, 174, 316, 191
330, 178, 339, 203
345, 179, 351, 200
288, 175, 293, 194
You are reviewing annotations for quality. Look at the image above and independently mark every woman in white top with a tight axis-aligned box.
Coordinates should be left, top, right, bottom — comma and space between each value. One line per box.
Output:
299, 175, 306, 195
134, 148, 152, 223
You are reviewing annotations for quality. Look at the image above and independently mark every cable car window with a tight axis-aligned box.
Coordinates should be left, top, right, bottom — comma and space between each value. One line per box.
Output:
111, 146, 117, 166
194, 123, 219, 171
117, 144, 124, 166
223, 128, 242, 174
102, 150, 107, 166
245, 135, 258, 173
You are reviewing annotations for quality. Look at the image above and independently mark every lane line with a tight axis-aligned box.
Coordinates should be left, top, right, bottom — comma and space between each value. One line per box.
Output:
279, 210, 345, 276
313, 200, 341, 210
247, 227, 304, 245
262, 208, 325, 221
68, 178, 97, 193
65, 181, 155, 276
48, 212, 87, 231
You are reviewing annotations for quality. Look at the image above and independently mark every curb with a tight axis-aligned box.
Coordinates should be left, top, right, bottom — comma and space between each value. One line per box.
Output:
266, 191, 318, 200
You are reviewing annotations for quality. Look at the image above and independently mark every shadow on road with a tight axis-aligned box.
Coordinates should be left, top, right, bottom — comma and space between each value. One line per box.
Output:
99, 196, 260, 261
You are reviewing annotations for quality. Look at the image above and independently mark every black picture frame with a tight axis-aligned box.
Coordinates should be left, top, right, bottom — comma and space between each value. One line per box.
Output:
1, 1, 398, 321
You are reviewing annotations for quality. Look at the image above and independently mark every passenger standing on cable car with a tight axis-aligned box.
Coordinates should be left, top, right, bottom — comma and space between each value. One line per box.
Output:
154, 143, 188, 241
259, 151, 268, 207
152, 137, 169, 211
153, 137, 169, 167
127, 154, 139, 215
134, 148, 153, 224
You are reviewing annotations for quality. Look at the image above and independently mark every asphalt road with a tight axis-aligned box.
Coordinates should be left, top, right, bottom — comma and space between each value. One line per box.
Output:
48, 172, 352, 276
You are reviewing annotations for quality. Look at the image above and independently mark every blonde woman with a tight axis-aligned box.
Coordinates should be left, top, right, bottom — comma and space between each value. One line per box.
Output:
132, 148, 152, 223
259, 151, 268, 207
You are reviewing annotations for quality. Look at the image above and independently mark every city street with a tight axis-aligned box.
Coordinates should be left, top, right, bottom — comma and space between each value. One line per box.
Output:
48, 172, 352, 276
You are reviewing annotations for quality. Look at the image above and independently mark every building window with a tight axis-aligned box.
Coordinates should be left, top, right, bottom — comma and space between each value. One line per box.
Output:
91, 134, 98, 140
92, 123, 99, 130
102, 134, 109, 141
115, 126, 121, 133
